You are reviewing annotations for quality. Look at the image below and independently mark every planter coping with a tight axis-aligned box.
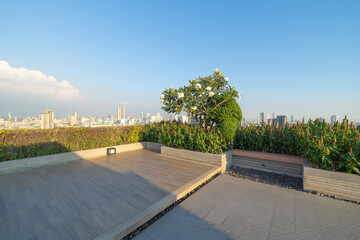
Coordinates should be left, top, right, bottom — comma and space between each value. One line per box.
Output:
232, 149, 305, 165
303, 159, 360, 183
0, 142, 159, 175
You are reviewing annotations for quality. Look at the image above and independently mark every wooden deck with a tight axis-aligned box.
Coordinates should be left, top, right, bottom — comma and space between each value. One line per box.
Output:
0, 149, 214, 240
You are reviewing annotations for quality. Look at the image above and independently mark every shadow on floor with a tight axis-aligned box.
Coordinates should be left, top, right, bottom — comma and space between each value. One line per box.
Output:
0, 148, 233, 240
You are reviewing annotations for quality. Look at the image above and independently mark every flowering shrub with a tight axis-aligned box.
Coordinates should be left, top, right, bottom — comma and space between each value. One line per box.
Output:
141, 122, 233, 154
234, 117, 360, 175
160, 69, 241, 129
0, 126, 144, 161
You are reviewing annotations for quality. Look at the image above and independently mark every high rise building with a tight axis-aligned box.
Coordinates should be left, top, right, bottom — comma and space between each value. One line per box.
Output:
272, 112, 276, 119
41, 109, 54, 129
116, 105, 126, 121
74, 112, 78, 124
331, 115, 338, 126
276, 115, 287, 128
120, 105, 125, 119
260, 112, 265, 124
8, 111, 11, 121
116, 107, 121, 121
291, 115, 294, 123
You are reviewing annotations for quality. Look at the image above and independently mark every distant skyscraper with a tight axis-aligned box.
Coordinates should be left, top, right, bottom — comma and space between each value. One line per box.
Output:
275, 115, 287, 128
120, 105, 125, 119
116, 107, 121, 121
291, 115, 294, 123
331, 115, 338, 126
74, 112, 78, 124
41, 109, 54, 129
272, 112, 276, 119
8, 111, 11, 121
302, 117, 305, 123
260, 112, 265, 123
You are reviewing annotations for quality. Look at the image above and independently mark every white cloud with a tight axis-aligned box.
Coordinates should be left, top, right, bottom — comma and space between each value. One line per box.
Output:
0, 60, 82, 99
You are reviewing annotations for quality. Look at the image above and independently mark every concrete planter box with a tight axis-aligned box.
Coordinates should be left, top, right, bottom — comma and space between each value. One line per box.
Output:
303, 160, 360, 202
142, 142, 163, 153
232, 149, 304, 177
161, 146, 232, 173
0, 142, 163, 175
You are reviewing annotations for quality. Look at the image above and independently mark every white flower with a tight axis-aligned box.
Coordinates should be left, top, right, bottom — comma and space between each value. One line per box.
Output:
195, 83, 201, 89
177, 92, 184, 98
206, 86, 211, 91
224, 77, 229, 82
160, 99, 164, 103
237, 94, 242, 99
209, 91, 214, 97
160, 94, 165, 99
191, 106, 197, 110
214, 68, 219, 73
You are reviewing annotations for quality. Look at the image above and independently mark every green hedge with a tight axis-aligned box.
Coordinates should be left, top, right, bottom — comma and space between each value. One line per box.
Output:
234, 118, 360, 174
0, 126, 144, 161
142, 122, 232, 154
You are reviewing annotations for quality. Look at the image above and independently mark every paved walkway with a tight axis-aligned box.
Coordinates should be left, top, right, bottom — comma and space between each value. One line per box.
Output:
0, 149, 214, 240
136, 175, 360, 240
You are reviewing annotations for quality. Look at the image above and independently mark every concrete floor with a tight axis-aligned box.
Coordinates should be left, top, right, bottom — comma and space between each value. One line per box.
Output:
136, 175, 360, 240
0, 149, 214, 240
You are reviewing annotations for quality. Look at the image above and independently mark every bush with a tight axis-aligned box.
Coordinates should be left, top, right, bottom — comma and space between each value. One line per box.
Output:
215, 118, 235, 142
0, 126, 144, 161
141, 122, 232, 154
209, 97, 242, 140
234, 118, 360, 175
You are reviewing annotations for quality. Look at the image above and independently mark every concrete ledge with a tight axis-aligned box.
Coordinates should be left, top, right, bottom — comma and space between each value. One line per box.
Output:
142, 142, 163, 153
0, 142, 144, 175
233, 156, 302, 177
95, 165, 222, 240
303, 160, 360, 202
161, 146, 232, 172
232, 149, 304, 165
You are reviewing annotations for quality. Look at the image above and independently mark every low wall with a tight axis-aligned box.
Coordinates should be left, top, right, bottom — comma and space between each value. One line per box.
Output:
0, 142, 148, 175
142, 142, 163, 153
232, 149, 303, 177
161, 146, 232, 173
303, 160, 360, 202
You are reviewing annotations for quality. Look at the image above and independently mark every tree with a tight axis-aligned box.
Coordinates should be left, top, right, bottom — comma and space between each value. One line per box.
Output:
160, 69, 242, 130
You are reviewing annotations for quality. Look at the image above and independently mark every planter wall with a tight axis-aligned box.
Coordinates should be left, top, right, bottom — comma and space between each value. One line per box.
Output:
161, 146, 232, 173
142, 142, 163, 153
303, 160, 360, 202
232, 149, 304, 177
0, 142, 162, 175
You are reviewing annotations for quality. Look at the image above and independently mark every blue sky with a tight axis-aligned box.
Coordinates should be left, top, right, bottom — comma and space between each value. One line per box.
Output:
1, 0, 359, 121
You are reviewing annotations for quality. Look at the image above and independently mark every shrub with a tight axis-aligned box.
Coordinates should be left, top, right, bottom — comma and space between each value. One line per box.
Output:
234, 117, 360, 175
0, 126, 144, 161
141, 122, 232, 154
209, 97, 242, 140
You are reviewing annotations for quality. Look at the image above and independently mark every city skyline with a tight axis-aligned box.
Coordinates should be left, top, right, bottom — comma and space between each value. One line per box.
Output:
1, 1, 360, 121
2, 105, 359, 130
